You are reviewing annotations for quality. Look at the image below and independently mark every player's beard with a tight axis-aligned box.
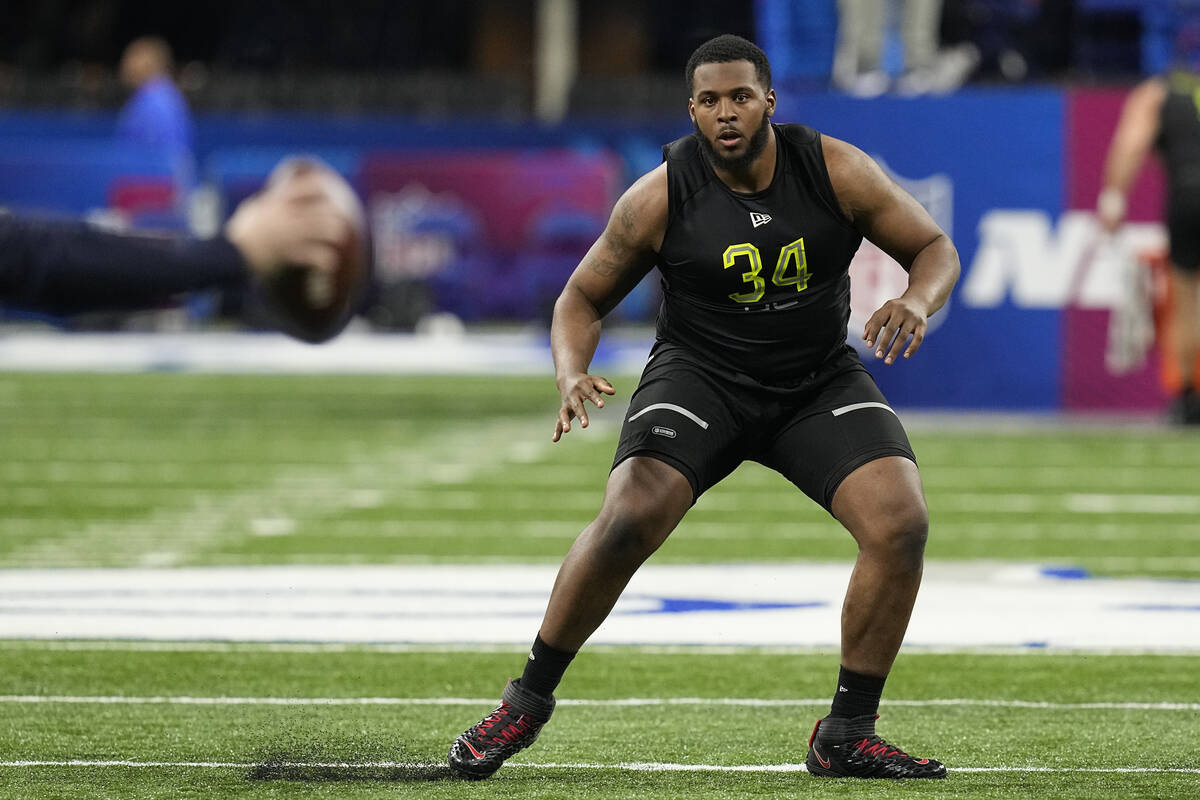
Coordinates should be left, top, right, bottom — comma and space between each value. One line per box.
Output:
695, 111, 771, 173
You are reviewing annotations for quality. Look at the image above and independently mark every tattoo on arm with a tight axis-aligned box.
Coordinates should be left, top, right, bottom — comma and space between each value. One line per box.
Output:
585, 195, 640, 278
586, 253, 621, 277
619, 196, 637, 235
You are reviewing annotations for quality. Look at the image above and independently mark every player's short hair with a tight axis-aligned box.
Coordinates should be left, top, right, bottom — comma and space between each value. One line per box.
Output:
685, 34, 772, 94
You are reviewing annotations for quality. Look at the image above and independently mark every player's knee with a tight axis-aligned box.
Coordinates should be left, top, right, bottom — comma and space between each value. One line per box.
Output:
859, 502, 928, 571
593, 506, 672, 567
885, 504, 929, 571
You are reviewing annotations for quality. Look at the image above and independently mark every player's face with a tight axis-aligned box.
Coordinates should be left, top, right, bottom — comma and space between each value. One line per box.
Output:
689, 60, 775, 172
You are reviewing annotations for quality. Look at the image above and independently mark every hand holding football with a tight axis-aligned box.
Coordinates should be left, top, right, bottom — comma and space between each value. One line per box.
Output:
226, 157, 370, 343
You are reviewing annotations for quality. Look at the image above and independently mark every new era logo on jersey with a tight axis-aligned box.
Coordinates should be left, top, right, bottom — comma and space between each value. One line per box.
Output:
750, 212, 772, 228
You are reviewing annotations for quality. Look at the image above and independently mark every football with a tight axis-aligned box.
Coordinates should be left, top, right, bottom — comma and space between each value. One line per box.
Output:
258, 158, 371, 344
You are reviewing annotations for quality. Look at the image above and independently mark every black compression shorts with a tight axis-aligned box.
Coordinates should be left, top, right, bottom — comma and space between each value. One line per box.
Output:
612, 342, 915, 511
1168, 202, 1200, 272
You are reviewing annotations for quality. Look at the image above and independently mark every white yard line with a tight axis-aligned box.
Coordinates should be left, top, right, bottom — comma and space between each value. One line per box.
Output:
1, 759, 1197, 775
2, 695, 1197, 711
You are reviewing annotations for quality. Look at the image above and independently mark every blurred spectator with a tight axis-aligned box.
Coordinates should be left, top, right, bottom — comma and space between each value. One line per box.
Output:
1099, 65, 1200, 423
833, 0, 978, 96
116, 36, 193, 153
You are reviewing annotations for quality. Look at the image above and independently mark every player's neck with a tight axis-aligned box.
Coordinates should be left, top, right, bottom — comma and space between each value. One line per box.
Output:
711, 128, 777, 194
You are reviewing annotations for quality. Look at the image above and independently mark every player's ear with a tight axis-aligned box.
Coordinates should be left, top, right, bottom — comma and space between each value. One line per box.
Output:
688, 97, 695, 122
765, 89, 776, 116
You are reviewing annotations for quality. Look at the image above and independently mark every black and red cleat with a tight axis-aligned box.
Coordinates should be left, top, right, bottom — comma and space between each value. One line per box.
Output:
448, 679, 555, 780
806, 714, 947, 779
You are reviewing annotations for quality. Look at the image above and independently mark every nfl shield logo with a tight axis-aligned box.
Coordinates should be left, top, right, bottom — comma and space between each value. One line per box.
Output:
848, 159, 953, 355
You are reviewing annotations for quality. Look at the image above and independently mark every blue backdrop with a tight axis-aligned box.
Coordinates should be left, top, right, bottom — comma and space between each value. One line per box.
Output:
0, 89, 1065, 409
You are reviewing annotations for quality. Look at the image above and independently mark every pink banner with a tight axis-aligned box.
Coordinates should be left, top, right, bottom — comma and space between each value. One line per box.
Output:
361, 150, 621, 252
1062, 88, 1169, 411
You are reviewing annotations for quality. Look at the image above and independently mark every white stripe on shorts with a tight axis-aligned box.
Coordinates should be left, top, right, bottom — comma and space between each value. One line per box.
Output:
831, 401, 897, 418
627, 403, 710, 430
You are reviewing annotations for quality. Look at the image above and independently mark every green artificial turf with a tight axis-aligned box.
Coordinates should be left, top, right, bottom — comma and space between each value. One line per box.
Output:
2, 373, 1199, 576
0, 644, 1196, 799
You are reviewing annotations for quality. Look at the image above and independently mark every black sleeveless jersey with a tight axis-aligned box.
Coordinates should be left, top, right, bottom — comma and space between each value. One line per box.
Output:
1157, 71, 1200, 215
654, 123, 863, 387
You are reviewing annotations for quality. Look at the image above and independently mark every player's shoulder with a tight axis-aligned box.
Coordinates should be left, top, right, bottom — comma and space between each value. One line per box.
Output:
611, 163, 669, 245
817, 134, 889, 223
819, 134, 879, 186
627, 162, 668, 205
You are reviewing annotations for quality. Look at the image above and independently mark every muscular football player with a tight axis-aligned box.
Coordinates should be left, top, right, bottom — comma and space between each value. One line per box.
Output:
449, 34, 959, 781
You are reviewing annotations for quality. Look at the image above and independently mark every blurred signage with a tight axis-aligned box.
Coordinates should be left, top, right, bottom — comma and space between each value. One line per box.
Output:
963, 211, 1165, 309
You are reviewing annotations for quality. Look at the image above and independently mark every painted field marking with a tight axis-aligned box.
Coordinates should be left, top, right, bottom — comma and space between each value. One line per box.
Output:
3, 695, 1197, 711
3, 563, 1199, 649
2, 759, 1198, 775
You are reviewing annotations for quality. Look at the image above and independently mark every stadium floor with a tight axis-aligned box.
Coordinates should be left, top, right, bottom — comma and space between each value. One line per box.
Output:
2, 364, 1198, 798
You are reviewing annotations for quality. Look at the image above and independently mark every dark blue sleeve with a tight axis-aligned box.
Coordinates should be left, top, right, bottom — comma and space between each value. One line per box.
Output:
0, 214, 247, 314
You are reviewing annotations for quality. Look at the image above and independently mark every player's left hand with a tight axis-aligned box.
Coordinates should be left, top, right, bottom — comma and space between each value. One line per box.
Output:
863, 296, 928, 365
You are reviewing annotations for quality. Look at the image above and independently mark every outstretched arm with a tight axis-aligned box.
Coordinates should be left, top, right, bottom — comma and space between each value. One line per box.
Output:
1098, 77, 1166, 231
824, 134, 961, 364
0, 214, 244, 314
551, 165, 667, 440
0, 163, 350, 315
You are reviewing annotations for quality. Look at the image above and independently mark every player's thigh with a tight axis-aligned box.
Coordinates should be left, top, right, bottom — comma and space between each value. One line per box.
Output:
758, 365, 916, 512
612, 355, 748, 503
1168, 205, 1200, 273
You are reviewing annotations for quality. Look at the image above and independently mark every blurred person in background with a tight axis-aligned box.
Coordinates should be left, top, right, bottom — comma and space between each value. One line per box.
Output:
448, 34, 958, 782
1099, 65, 1200, 424
116, 35, 194, 154
833, 0, 977, 96
0, 163, 348, 318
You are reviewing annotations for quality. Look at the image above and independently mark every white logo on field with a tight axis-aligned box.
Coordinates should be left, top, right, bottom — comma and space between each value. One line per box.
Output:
750, 212, 771, 228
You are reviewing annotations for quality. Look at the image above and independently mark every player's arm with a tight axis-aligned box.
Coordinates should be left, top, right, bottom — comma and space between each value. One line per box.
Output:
551, 164, 667, 441
1098, 77, 1167, 231
0, 167, 347, 315
823, 135, 960, 365
0, 213, 246, 314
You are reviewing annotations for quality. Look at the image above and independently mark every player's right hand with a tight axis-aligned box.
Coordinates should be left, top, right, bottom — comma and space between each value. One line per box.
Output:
554, 373, 616, 442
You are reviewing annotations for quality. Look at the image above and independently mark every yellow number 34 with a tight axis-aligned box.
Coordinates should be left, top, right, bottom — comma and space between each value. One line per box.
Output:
722, 238, 809, 304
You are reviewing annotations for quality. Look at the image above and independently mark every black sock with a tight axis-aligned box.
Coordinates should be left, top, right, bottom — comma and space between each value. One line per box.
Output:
828, 665, 886, 719
519, 634, 576, 698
